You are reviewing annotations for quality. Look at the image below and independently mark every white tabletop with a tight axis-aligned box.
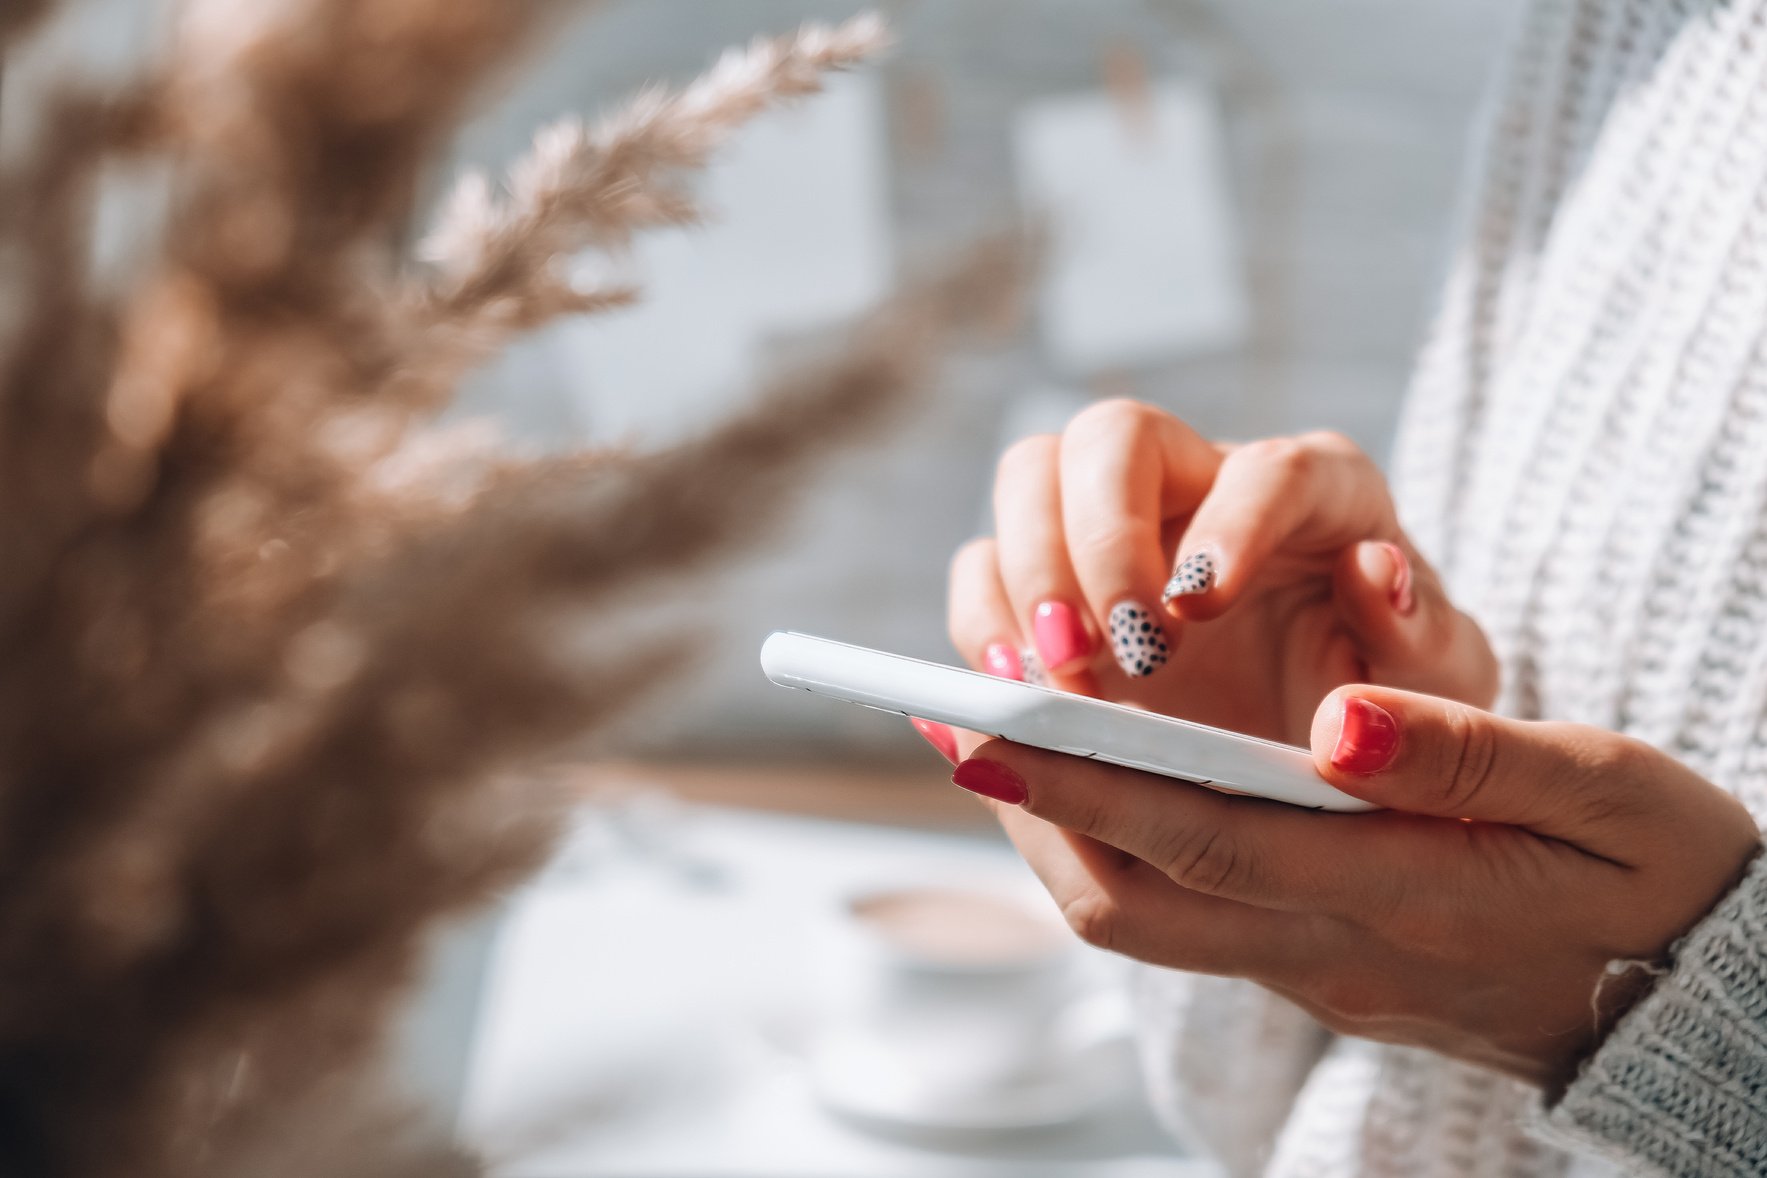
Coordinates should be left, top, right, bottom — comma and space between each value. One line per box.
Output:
459, 795, 1222, 1178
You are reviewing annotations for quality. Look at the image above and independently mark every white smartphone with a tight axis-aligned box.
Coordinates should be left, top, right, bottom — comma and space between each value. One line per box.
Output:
761, 631, 1372, 813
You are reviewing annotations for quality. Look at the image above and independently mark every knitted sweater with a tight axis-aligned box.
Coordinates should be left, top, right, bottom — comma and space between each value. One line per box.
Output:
1135, 1, 1767, 1174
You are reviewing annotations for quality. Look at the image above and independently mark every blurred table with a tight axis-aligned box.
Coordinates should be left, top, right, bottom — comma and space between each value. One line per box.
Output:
452, 763, 1221, 1178
570, 759, 1006, 832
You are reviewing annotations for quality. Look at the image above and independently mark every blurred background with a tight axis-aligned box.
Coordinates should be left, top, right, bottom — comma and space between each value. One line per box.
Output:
4, 2, 1520, 1174
2, 0, 1520, 760
441, 0, 1522, 764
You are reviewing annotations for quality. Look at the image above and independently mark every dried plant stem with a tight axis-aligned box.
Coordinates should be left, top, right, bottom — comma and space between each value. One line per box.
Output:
410, 11, 888, 385
0, 6, 1021, 1176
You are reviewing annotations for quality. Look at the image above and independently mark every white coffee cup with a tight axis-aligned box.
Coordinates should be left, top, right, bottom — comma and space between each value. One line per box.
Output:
806, 878, 1128, 1128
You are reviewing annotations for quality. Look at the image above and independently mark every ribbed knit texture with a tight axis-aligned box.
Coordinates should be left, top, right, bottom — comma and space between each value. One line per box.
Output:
1538, 852, 1767, 1174
1135, 0, 1767, 1174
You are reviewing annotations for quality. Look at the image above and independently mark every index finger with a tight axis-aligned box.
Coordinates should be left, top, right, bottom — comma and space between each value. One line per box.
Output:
993, 802, 1319, 978
957, 737, 1409, 919
1057, 400, 1222, 677
1165, 432, 1398, 622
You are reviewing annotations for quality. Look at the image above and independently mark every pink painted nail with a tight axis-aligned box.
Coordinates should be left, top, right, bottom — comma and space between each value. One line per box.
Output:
1383, 543, 1416, 616
952, 758, 1028, 805
912, 718, 959, 764
1331, 697, 1399, 775
984, 642, 1024, 680
1032, 600, 1091, 670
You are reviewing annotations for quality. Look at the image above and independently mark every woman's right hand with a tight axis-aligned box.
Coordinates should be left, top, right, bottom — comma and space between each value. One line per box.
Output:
939, 400, 1496, 748
945, 684, 1763, 1088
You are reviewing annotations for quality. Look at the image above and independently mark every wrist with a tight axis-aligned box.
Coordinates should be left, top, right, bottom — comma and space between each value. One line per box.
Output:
1538, 957, 1664, 1099
1534, 845, 1767, 1172
1542, 842, 1765, 1098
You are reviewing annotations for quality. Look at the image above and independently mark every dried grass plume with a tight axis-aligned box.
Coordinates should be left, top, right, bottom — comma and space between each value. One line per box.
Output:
0, 3, 1017, 1174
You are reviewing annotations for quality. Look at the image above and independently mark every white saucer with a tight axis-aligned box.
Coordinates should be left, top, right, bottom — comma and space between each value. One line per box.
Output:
808, 1028, 1134, 1132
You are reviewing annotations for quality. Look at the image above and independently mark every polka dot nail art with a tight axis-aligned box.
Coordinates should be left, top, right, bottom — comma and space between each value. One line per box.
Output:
1109, 601, 1170, 678
1020, 646, 1049, 687
1162, 549, 1216, 604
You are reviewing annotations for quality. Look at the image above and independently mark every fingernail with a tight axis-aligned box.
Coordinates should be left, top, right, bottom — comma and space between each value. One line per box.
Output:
952, 757, 1028, 805
1020, 646, 1049, 687
1032, 600, 1091, 670
984, 642, 1024, 680
1331, 697, 1399, 774
912, 718, 959, 764
1162, 549, 1216, 604
1108, 600, 1170, 678
1383, 543, 1416, 616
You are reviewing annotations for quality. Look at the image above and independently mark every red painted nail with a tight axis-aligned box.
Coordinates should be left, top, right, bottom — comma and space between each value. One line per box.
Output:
952, 757, 1028, 805
912, 718, 959, 764
1032, 601, 1090, 670
984, 642, 1024, 680
1383, 543, 1416, 616
1331, 697, 1399, 774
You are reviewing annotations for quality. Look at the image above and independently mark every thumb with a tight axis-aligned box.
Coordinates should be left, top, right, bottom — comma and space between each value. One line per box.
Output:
1332, 540, 1499, 707
1308, 684, 1651, 842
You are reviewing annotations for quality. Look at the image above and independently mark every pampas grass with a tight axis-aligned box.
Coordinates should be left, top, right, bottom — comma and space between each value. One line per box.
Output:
0, 4, 1017, 1174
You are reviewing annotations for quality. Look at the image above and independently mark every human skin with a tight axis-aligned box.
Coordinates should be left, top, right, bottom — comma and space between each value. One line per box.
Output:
933, 400, 1763, 1086
945, 400, 1498, 746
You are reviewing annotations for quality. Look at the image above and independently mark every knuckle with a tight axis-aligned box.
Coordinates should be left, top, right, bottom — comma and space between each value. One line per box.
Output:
1566, 729, 1659, 820
1066, 516, 1143, 564
1154, 825, 1247, 896
1439, 705, 1501, 814
1581, 730, 1656, 780
1232, 435, 1317, 483
948, 536, 997, 580
1047, 789, 1116, 845
948, 536, 998, 585
1064, 398, 1160, 450
1059, 889, 1121, 952
1298, 428, 1365, 461
997, 434, 1059, 484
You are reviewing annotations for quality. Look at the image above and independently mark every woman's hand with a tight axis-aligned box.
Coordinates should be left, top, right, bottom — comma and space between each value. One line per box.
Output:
944, 401, 1497, 744
947, 687, 1763, 1088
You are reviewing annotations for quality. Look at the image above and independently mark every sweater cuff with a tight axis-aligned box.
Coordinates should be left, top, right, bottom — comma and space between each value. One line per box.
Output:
1535, 848, 1767, 1176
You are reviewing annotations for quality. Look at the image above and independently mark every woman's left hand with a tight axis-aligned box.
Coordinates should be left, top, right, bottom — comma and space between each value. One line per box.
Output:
949, 685, 1763, 1088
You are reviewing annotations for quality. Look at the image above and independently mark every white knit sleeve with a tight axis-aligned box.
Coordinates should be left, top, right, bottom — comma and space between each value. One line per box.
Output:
1132, 965, 1333, 1178
1534, 848, 1767, 1176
